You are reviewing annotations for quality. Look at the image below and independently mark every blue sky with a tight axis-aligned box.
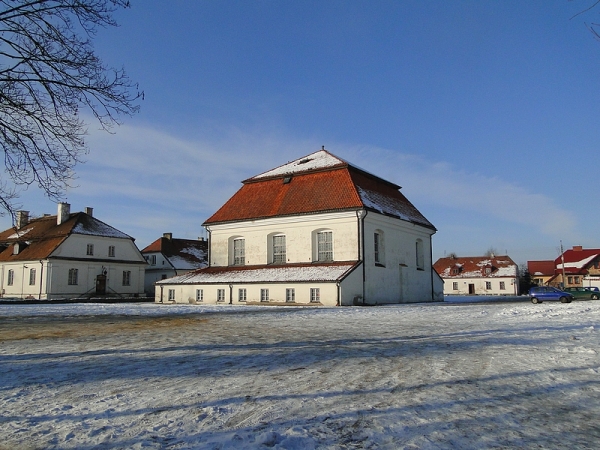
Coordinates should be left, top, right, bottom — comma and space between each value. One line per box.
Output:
3, 0, 600, 265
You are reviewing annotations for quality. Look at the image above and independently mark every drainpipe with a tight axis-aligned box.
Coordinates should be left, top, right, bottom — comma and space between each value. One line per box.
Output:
39, 260, 44, 300
356, 209, 367, 305
429, 236, 435, 301
229, 283, 233, 304
160, 285, 164, 303
336, 281, 341, 306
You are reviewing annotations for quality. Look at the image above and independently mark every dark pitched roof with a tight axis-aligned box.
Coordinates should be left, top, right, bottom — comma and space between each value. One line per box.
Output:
434, 255, 518, 278
204, 150, 435, 230
141, 237, 208, 270
0, 212, 132, 262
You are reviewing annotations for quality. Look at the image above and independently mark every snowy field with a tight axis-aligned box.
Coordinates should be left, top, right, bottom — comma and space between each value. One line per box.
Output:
1, 299, 599, 449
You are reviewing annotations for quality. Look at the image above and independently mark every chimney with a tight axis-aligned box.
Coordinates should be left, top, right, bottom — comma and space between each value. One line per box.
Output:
163, 232, 172, 240
84, 207, 93, 217
16, 210, 29, 229
57, 202, 70, 225
573, 245, 583, 251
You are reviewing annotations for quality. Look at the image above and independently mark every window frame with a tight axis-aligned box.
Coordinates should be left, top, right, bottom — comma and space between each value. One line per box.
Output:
316, 231, 333, 262
168, 289, 175, 301
260, 288, 269, 302
452, 281, 458, 290
122, 270, 131, 286
196, 289, 203, 302
7, 269, 14, 286
217, 289, 226, 302
68, 268, 78, 285
238, 288, 247, 302
310, 288, 320, 303
108, 245, 115, 257
286, 288, 295, 303
29, 268, 36, 286
233, 238, 245, 266
86, 244, 94, 256
272, 234, 286, 264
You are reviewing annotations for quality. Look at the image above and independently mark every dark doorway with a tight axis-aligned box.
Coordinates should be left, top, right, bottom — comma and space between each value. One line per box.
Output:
96, 274, 107, 295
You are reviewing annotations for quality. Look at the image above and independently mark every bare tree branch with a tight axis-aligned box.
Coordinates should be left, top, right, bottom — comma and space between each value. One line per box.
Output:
0, 0, 141, 223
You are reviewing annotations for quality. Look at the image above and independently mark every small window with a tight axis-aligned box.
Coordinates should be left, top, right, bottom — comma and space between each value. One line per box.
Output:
286, 288, 295, 303
7, 269, 14, 286
86, 244, 94, 256
568, 276, 573, 284
310, 288, 320, 303
108, 246, 115, 257
238, 288, 247, 302
29, 268, 36, 286
217, 289, 225, 302
374, 232, 381, 264
68, 268, 78, 285
261, 288, 269, 302
196, 289, 204, 302
500, 281, 506, 290
416, 239, 424, 270
122, 270, 131, 286
233, 238, 245, 265
485, 281, 492, 290
452, 282, 458, 290
168, 289, 175, 301
150, 255, 156, 266
574, 276, 580, 284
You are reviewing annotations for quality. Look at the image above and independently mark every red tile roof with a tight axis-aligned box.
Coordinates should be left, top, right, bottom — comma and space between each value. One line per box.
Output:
204, 150, 434, 230
527, 260, 555, 276
141, 236, 208, 270
554, 247, 600, 275
0, 212, 133, 262
434, 255, 517, 278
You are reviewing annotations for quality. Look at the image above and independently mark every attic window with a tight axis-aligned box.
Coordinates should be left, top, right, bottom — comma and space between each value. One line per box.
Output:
451, 266, 460, 275
297, 158, 312, 165
283, 176, 292, 184
485, 266, 492, 275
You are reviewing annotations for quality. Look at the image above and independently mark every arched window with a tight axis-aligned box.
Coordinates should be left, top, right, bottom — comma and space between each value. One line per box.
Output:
314, 230, 333, 262
374, 230, 385, 266
416, 239, 424, 270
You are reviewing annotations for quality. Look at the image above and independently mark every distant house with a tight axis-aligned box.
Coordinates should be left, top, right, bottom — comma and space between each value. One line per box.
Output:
548, 245, 600, 289
156, 149, 442, 305
434, 255, 519, 296
141, 233, 208, 294
527, 260, 555, 286
0, 203, 147, 300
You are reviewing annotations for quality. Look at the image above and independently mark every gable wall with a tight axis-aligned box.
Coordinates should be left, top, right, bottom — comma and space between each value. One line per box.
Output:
52, 234, 145, 262
362, 212, 436, 303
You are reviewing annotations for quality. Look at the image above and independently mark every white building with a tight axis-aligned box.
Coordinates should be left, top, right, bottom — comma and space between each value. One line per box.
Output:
157, 149, 442, 306
0, 203, 147, 300
141, 233, 208, 294
434, 255, 519, 296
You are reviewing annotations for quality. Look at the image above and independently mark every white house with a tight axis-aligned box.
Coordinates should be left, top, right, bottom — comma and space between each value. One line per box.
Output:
434, 255, 519, 296
0, 203, 147, 300
141, 233, 208, 294
156, 149, 442, 306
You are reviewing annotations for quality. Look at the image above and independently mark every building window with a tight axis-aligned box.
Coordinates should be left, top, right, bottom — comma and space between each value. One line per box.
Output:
574, 276, 580, 284
168, 289, 175, 301
286, 288, 295, 303
29, 268, 36, 285
196, 289, 203, 302
261, 288, 269, 302
568, 276, 573, 284
416, 239, 424, 270
486, 281, 492, 290
452, 282, 458, 290
500, 281, 506, 290
374, 231, 385, 266
68, 268, 78, 285
233, 238, 245, 265
7, 269, 14, 286
86, 244, 94, 256
108, 246, 115, 257
150, 255, 156, 266
317, 231, 333, 261
310, 288, 320, 303
217, 289, 225, 302
272, 235, 286, 264
122, 270, 131, 286
238, 288, 247, 302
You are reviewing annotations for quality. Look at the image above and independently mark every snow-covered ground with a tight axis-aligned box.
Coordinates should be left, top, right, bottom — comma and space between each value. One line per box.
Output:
1, 299, 599, 449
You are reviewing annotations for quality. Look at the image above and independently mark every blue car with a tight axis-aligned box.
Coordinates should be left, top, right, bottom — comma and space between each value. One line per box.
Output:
529, 286, 574, 304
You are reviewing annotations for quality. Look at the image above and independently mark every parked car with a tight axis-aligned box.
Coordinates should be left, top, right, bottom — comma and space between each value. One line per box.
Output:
528, 286, 574, 304
564, 287, 600, 300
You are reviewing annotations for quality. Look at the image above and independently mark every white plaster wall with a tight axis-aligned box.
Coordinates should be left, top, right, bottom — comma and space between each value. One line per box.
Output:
156, 281, 340, 306
52, 235, 145, 262
0, 261, 46, 299
362, 213, 436, 304
339, 264, 364, 306
206, 212, 360, 266
443, 277, 518, 295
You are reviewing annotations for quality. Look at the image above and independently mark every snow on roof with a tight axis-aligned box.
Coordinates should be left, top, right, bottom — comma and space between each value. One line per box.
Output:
72, 218, 131, 239
557, 254, 598, 270
157, 262, 359, 285
7, 227, 33, 240
251, 150, 345, 179
434, 256, 518, 278
167, 255, 208, 271
357, 186, 433, 228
